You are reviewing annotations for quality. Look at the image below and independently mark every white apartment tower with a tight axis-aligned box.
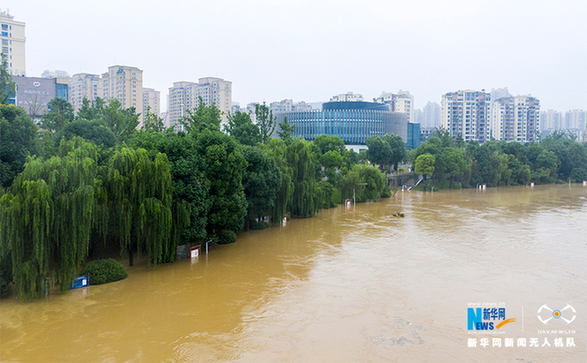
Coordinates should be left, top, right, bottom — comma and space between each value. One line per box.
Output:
143, 88, 160, 119
492, 96, 540, 143
68, 73, 102, 114
330, 92, 364, 102
0, 10, 25, 76
441, 90, 491, 143
167, 77, 232, 130
375, 91, 415, 123
102, 65, 144, 126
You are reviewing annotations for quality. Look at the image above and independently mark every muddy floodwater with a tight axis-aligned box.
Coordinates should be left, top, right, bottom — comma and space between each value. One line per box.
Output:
1, 185, 586, 362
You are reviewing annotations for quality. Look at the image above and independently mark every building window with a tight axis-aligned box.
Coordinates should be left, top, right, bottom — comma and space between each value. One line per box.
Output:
1, 32, 7, 37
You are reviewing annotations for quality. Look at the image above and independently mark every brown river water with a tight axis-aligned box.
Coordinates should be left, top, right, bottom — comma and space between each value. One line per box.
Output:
1, 184, 586, 362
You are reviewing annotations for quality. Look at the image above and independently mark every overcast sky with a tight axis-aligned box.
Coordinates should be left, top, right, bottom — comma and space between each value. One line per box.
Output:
6, 0, 587, 112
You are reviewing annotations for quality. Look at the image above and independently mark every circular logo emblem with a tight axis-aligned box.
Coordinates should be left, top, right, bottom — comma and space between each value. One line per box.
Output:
33, 82, 41, 87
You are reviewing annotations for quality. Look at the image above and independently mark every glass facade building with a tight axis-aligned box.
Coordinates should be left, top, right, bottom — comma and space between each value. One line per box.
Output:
406, 123, 421, 150
274, 101, 408, 145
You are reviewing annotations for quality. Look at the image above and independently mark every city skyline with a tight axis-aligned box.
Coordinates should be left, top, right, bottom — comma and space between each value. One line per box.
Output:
5, 0, 587, 112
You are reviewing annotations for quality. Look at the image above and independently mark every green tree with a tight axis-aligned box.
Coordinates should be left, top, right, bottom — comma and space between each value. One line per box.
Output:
255, 103, 276, 144
100, 99, 139, 142
320, 150, 344, 184
286, 139, 320, 217
196, 130, 248, 243
76, 97, 106, 121
566, 142, 587, 181
103, 147, 174, 266
356, 164, 386, 201
0, 138, 99, 298
383, 133, 406, 171
444, 148, 468, 189
415, 153, 435, 191
0, 55, 16, 105
54, 119, 118, 149
0, 105, 39, 188
241, 145, 282, 228
262, 138, 294, 223
366, 136, 392, 172
225, 111, 261, 146
277, 116, 296, 145
533, 150, 559, 184
133, 131, 210, 245
143, 106, 165, 132
41, 97, 74, 132
180, 98, 222, 134
313, 135, 346, 155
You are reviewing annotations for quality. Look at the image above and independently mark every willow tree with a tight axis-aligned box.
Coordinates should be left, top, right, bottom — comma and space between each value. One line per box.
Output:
0, 138, 98, 298
286, 139, 320, 218
262, 138, 294, 223
103, 147, 174, 266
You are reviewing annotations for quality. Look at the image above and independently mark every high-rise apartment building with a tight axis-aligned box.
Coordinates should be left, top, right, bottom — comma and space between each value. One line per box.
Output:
441, 90, 491, 143
375, 91, 414, 123
270, 99, 314, 113
0, 10, 25, 76
492, 96, 540, 143
68, 73, 102, 114
167, 77, 232, 130
270, 99, 294, 113
539, 110, 563, 131
102, 65, 144, 126
42, 70, 70, 79
143, 88, 160, 119
564, 109, 587, 131
330, 92, 363, 102
394, 92, 414, 124
421, 101, 441, 128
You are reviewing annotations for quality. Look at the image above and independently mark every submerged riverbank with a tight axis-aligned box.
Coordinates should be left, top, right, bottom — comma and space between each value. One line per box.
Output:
1, 185, 585, 362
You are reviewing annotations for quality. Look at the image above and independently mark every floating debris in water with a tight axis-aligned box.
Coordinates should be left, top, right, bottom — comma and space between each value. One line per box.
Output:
392, 212, 405, 218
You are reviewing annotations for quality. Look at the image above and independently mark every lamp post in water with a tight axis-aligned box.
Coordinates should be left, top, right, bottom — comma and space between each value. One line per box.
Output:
354, 183, 367, 206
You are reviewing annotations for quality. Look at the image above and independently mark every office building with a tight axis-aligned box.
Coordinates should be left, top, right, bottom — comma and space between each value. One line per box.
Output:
492, 96, 540, 143
273, 100, 408, 145
406, 123, 421, 150
441, 90, 491, 143
12, 76, 67, 122
0, 10, 25, 76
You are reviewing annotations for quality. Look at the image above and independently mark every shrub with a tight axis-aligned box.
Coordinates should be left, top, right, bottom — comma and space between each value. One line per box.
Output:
249, 220, 269, 230
80, 259, 127, 285
216, 229, 237, 244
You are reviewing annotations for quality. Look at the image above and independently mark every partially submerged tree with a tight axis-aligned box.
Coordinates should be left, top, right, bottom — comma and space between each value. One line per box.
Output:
0, 138, 99, 298
103, 147, 174, 266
